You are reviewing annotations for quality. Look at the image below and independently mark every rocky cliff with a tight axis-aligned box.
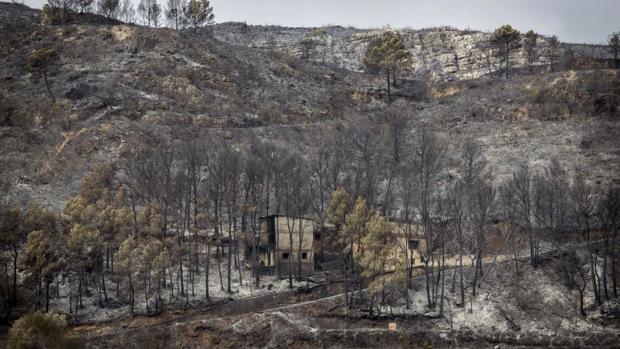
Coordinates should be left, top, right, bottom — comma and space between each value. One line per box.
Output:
212, 23, 574, 82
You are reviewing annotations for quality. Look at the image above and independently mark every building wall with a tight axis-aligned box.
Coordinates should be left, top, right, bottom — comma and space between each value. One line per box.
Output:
391, 222, 426, 268
274, 216, 315, 276
387, 234, 426, 272
257, 216, 316, 277
274, 217, 315, 251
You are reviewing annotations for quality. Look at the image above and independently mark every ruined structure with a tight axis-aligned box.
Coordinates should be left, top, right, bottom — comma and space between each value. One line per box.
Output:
388, 223, 427, 271
257, 215, 317, 277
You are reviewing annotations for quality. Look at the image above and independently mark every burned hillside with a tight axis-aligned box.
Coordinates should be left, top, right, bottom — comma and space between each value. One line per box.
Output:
0, 2, 619, 348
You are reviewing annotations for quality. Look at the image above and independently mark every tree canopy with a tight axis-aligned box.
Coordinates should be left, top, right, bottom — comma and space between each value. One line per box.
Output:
183, 0, 214, 33
7, 312, 68, 349
492, 24, 521, 76
363, 31, 411, 102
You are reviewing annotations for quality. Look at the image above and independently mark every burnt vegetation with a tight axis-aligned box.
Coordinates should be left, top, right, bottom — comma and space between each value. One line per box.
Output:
0, 0, 619, 347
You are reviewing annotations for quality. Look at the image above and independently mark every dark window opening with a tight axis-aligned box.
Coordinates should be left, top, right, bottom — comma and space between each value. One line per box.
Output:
314, 232, 321, 241
409, 239, 419, 249
301, 252, 308, 260
282, 252, 289, 259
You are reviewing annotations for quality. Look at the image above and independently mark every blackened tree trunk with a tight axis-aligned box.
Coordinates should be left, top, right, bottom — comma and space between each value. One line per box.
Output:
385, 70, 391, 103
227, 223, 232, 293
297, 219, 304, 283
342, 255, 349, 307
586, 225, 602, 306
45, 277, 51, 313
11, 248, 17, 304
423, 257, 432, 307
439, 226, 446, 315
205, 240, 210, 300
578, 288, 586, 317
287, 218, 294, 289
612, 247, 618, 297
42, 71, 55, 104
129, 274, 134, 314
101, 272, 107, 302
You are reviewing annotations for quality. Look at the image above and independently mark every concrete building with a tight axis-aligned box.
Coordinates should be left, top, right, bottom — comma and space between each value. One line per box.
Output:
257, 215, 317, 277
387, 223, 427, 271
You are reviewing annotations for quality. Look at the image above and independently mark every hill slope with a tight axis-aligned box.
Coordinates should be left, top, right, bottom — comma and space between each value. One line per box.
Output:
0, 2, 619, 210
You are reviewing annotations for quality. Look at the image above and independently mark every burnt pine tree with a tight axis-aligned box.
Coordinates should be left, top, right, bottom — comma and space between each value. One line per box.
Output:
137, 0, 161, 26
492, 25, 521, 77
523, 30, 539, 72
607, 32, 620, 69
411, 129, 445, 308
0, 207, 26, 308
165, 0, 186, 30
598, 188, 619, 298
98, 0, 120, 20
25, 48, 59, 104
299, 37, 318, 62
447, 180, 467, 306
546, 35, 561, 72
571, 175, 602, 306
363, 31, 411, 103
75, 0, 95, 14
183, 0, 214, 33
118, 0, 135, 23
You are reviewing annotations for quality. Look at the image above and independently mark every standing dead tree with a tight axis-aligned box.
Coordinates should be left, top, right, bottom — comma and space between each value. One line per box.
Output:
342, 125, 386, 210
380, 107, 408, 218
471, 178, 495, 295
447, 180, 466, 306
607, 32, 620, 69
532, 161, 571, 253
559, 249, 590, 317
510, 164, 536, 267
598, 188, 619, 299
499, 181, 520, 274
223, 147, 242, 293
25, 48, 59, 104
207, 146, 228, 292
523, 30, 539, 73
571, 174, 602, 307
546, 35, 561, 72
410, 128, 445, 308
242, 139, 268, 287
398, 149, 418, 309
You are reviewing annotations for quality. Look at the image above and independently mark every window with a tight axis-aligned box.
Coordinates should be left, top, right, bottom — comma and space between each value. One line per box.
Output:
282, 252, 289, 260
409, 239, 419, 249
301, 252, 308, 260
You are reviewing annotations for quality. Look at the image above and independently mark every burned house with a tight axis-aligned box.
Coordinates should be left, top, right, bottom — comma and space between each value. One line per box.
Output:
255, 215, 317, 277
388, 223, 427, 271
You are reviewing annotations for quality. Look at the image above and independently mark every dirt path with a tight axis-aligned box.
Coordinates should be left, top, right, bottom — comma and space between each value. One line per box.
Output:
73, 281, 342, 341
